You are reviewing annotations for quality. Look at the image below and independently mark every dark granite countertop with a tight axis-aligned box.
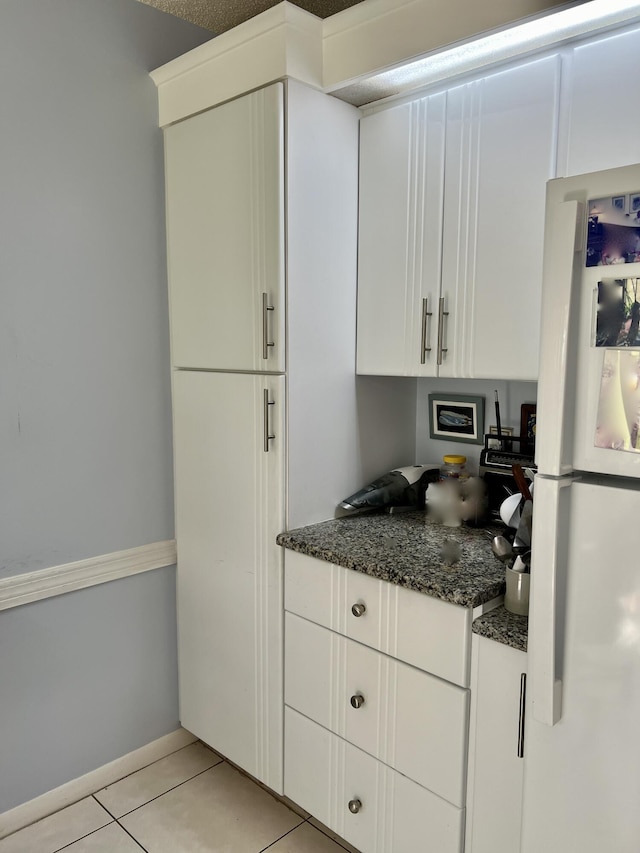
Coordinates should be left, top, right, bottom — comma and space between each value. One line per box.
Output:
277, 511, 506, 608
472, 605, 528, 652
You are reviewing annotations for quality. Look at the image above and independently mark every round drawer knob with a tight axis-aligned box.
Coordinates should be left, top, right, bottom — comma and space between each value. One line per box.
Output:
350, 693, 365, 709
351, 602, 366, 617
348, 798, 362, 814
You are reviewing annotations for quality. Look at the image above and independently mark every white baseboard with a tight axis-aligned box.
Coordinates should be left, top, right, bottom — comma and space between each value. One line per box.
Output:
0, 728, 197, 840
0, 540, 177, 611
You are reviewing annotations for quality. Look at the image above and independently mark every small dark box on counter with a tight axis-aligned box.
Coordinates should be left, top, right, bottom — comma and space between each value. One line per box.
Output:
479, 435, 536, 520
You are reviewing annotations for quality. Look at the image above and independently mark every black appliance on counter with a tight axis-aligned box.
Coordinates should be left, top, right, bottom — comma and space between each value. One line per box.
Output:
479, 435, 536, 520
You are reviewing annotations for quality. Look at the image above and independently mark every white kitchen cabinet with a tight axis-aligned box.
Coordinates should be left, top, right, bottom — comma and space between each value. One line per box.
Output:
285, 707, 465, 853
173, 370, 285, 790
284, 549, 472, 687
283, 549, 469, 853
159, 72, 418, 797
165, 84, 285, 373
465, 634, 527, 853
561, 25, 640, 177
442, 55, 560, 380
284, 612, 469, 807
357, 92, 446, 376
357, 54, 560, 380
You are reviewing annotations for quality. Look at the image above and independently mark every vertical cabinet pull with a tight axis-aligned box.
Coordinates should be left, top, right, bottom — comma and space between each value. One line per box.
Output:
262, 292, 275, 360
517, 673, 527, 758
263, 389, 275, 452
437, 297, 449, 365
420, 298, 432, 364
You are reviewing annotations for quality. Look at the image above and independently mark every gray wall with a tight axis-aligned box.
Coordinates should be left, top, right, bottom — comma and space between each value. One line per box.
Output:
0, 0, 210, 812
416, 378, 537, 470
0, 567, 179, 813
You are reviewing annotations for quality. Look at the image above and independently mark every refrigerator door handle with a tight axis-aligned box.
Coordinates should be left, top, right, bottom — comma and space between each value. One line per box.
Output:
535, 199, 583, 477
530, 474, 573, 726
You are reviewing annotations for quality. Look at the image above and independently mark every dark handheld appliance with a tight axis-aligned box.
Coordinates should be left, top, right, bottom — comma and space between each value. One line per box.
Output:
337, 464, 440, 516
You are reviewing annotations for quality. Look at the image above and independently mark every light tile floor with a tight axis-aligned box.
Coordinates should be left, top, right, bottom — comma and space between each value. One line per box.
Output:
0, 743, 360, 853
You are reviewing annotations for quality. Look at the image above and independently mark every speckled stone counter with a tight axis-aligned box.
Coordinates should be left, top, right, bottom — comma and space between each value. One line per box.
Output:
276, 511, 506, 608
472, 605, 528, 652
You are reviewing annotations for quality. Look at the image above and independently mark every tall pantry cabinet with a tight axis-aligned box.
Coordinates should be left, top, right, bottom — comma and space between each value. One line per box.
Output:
164, 80, 362, 794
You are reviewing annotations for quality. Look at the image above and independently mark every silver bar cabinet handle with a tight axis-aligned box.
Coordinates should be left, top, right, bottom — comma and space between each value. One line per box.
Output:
517, 673, 527, 758
263, 389, 275, 453
420, 298, 432, 364
437, 296, 449, 365
262, 292, 275, 360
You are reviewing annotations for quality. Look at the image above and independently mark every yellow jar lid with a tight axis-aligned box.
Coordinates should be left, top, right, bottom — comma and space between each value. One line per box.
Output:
443, 455, 467, 465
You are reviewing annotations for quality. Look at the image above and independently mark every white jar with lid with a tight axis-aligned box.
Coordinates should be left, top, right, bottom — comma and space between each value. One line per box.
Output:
440, 454, 468, 481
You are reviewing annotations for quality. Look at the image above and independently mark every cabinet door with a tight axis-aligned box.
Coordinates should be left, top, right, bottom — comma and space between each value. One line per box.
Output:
357, 93, 446, 376
466, 635, 527, 853
562, 25, 640, 176
442, 55, 560, 380
285, 707, 464, 853
173, 370, 285, 792
165, 84, 285, 372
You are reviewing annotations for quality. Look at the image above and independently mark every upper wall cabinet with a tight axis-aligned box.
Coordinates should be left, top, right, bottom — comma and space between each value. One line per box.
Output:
357, 92, 446, 377
165, 84, 285, 372
442, 55, 560, 380
562, 25, 640, 177
357, 55, 560, 381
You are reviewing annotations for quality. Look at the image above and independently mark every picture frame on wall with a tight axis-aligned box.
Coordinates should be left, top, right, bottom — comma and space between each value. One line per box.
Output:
612, 195, 626, 212
428, 393, 485, 444
520, 403, 537, 451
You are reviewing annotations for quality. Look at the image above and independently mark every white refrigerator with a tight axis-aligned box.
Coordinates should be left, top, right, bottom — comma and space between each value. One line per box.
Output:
521, 163, 640, 852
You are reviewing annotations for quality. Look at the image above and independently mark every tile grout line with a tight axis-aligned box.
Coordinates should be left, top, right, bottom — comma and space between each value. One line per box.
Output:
49, 818, 114, 853
256, 816, 306, 852
104, 759, 226, 820
305, 818, 362, 853
91, 796, 149, 853
92, 741, 204, 793
115, 821, 150, 852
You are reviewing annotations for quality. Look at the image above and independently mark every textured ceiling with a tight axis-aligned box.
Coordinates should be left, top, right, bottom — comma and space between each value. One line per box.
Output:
138, 0, 366, 33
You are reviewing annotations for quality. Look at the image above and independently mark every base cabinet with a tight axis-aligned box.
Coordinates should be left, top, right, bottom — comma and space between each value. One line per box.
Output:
285, 708, 464, 853
173, 370, 285, 791
285, 612, 469, 807
283, 551, 469, 853
465, 634, 527, 853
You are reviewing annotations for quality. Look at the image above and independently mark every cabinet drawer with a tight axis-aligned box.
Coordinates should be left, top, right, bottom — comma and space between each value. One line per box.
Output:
285, 613, 469, 807
284, 550, 471, 686
285, 706, 464, 853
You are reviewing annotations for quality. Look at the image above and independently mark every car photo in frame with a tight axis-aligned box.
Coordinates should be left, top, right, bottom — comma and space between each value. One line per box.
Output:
428, 393, 485, 444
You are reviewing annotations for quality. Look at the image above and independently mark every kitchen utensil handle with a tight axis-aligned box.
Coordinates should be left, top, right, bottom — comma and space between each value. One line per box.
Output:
263, 389, 275, 452
262, 292, 275, 360
420, 298, 432, 364
530, 475, 572, 726
517, 673, 527, 758
437, 297, 449, 365
512, 463, 533, 502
